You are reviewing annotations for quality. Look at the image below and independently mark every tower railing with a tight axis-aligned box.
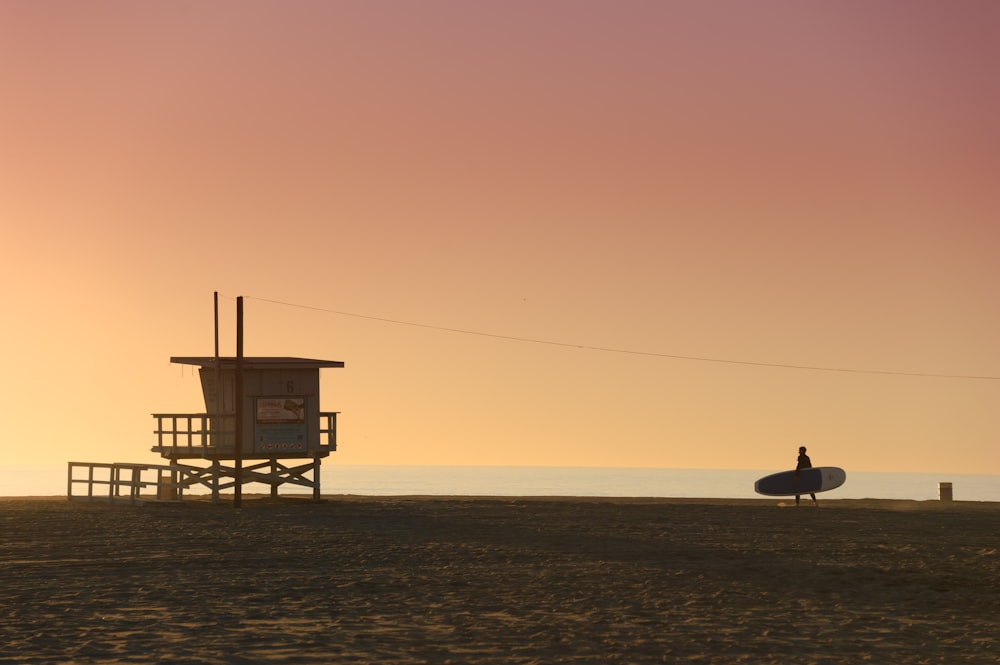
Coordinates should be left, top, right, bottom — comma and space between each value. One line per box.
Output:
151, 412, 339, 457
152, 413, 235, 455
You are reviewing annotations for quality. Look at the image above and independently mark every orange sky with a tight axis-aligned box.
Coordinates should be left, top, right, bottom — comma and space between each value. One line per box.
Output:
2, 1, 999, 476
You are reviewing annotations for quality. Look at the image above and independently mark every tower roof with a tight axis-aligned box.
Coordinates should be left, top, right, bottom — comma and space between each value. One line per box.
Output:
170, 356, 344, 370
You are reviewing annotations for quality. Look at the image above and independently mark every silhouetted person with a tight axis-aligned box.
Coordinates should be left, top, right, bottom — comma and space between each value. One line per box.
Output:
795, 446, 818, 506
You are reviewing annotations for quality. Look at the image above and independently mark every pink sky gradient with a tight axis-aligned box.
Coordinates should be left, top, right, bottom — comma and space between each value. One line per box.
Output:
2, 1, 998, 476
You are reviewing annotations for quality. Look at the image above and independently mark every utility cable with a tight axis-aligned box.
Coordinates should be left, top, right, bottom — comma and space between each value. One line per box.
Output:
242, 295, 1000, 381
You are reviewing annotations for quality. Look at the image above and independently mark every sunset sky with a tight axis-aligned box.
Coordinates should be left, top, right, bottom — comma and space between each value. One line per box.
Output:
2, 1, 999, 477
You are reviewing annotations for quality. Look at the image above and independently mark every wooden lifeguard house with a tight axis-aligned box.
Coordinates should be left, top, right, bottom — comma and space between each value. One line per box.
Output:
67, 295, 345, 505
150, 355, 344, 501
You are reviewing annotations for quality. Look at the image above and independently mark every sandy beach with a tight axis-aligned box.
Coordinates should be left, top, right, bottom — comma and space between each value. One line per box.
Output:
1, 496, 998, 664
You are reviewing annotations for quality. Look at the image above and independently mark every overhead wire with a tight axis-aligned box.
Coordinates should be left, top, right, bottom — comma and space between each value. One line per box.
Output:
241, 295, 1000, 381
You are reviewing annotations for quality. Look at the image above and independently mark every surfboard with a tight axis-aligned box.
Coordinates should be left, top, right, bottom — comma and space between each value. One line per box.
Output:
754, 467, 846, 496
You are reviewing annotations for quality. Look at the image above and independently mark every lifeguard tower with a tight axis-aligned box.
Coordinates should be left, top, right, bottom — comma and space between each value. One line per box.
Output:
151, 355, 344, 502
68, 295, 345, 504
68, 353, 344, 504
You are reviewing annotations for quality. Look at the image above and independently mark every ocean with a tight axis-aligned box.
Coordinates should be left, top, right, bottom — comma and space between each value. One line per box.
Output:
3, 463, 998, 502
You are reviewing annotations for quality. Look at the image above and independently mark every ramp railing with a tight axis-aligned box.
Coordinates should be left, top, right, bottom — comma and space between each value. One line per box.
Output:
67, 462, 188, 504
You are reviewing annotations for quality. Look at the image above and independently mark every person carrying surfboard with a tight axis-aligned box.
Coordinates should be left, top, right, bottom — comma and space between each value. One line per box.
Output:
795, 446, 818, 506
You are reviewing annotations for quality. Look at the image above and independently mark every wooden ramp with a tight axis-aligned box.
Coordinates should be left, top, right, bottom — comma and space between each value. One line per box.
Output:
67, 462, 186, 505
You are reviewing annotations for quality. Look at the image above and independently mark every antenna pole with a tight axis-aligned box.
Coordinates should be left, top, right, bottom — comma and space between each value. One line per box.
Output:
213, 290, 221, 420
213, 292, 220, 359
234, 296, 244, 508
